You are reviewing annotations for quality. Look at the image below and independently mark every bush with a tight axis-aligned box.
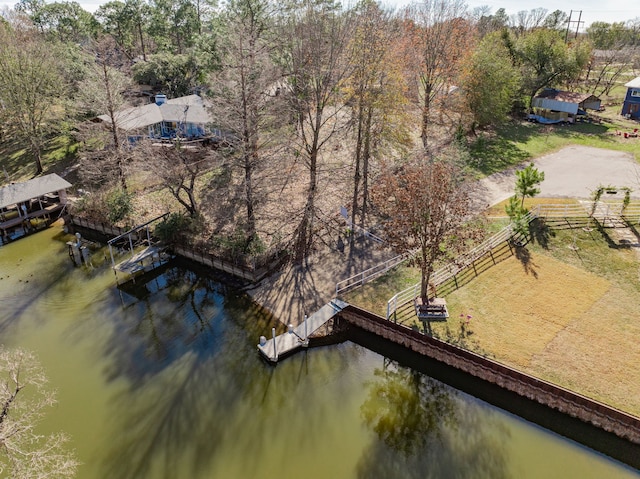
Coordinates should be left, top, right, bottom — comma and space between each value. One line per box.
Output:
154, 213, 194, 245
71, 187, 132, 226
105, 188, 133, 224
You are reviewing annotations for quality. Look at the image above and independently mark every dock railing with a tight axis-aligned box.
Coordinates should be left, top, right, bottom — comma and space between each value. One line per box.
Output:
335, 253, 408, 296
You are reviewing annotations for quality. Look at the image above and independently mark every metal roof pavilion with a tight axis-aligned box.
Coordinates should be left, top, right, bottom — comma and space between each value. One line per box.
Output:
0, 174, 72, 209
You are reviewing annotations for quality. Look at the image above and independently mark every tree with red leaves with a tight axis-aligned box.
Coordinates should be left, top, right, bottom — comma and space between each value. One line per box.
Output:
372, 153, 476, 303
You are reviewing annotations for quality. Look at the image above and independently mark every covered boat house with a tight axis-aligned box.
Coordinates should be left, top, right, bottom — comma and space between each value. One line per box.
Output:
530, 89, 601, 124
0, 173, 71, 243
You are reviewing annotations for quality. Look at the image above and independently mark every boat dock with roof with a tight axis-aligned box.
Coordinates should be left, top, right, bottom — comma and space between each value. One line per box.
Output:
0, 173, 71, 243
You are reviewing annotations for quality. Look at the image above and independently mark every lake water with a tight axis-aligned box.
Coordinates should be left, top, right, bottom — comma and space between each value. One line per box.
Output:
0, 224, 638, 478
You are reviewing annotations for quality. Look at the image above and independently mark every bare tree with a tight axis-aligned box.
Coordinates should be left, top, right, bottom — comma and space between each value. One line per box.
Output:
585, 48, 634, 96
511, 8, 547, 36
371, 153, 476, 303
209, 0, 280, 245
0, 347, 79, 478
401, 0, 471, 149
345, 1, 411, 241
77, 37, 133, 190
280, 1, 354, 262
145, 143, 211, 217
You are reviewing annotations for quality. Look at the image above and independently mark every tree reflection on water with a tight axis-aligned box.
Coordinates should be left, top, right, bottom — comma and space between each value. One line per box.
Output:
98, 264, 276, 478
104, 265, 272, 381
359, 360, 510, 479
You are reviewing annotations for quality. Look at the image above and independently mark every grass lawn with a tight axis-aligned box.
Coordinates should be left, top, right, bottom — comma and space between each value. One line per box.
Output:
0, 129, 79, 181
344, 220, 640, 417
468, 118, 640, 177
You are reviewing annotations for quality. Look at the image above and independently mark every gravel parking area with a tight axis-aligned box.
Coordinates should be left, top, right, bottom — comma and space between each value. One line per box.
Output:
476, 145, 640, 208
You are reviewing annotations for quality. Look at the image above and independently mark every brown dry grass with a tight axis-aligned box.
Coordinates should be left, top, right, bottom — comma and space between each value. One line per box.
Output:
529, 283, 640, 413
440, 255, 610, 368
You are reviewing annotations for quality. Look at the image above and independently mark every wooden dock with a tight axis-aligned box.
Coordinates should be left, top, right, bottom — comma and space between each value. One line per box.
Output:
258, 299, 348, 362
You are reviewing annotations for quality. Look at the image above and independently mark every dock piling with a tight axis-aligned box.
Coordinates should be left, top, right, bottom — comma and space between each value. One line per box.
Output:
272, 328, 277, 361
304, 314, 308, 341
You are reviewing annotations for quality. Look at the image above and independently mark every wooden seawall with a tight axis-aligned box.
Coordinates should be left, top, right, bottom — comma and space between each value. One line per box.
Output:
338, 304, 640, 447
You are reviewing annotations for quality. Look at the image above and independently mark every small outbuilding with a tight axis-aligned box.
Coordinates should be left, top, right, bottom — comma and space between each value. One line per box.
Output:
0, 173, 71, 243
621, 76, 640, 120
530, 89, 601, 124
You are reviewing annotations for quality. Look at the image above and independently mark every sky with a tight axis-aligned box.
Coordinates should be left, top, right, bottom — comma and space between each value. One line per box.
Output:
0, 0, 638, 27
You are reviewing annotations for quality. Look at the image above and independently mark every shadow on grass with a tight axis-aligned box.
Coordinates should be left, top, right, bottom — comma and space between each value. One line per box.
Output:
514, 245, 539, 278
468, 134, 530, 176
528, 218, 554, 249
0, 132, 79, 181
594, 220, 633, 250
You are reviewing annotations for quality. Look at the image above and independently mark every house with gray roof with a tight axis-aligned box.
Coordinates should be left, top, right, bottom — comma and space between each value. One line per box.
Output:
97, 94, 214, 142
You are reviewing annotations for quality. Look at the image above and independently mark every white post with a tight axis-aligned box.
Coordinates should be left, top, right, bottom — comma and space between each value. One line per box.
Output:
272, 327, 277, 360
304, 314, 308, 341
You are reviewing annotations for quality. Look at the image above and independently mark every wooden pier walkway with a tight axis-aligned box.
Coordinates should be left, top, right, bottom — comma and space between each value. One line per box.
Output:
258, 299, 348, 362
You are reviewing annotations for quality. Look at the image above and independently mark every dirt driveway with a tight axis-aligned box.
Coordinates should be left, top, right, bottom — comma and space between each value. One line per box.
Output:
475, 145, 640, 208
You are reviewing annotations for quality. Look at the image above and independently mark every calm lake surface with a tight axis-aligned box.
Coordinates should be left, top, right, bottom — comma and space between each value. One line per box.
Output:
0, 224, 638, 479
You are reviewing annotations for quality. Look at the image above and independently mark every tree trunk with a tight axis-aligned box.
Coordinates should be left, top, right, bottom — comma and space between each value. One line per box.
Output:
350, 98, 364, 247
32, 143, 43, 175
294, 124, 320, 263
420, 84, 432, 149
239, 36, 259, 242
138, 22, 147, 61
420, 264, 431, 303
360, 106, 373, 230
244, 151, 256, 239
103, 61, 126, 190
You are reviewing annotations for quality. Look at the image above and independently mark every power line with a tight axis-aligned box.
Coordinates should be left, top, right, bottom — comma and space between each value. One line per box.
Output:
565, 10, 585, 43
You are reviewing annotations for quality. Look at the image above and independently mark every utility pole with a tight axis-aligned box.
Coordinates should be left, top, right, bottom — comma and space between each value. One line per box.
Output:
564, 10, 584, 43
